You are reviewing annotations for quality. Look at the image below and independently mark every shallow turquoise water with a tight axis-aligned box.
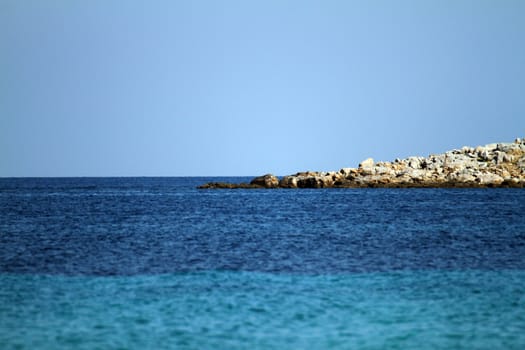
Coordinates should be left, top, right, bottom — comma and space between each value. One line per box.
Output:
1, 270, 524, 349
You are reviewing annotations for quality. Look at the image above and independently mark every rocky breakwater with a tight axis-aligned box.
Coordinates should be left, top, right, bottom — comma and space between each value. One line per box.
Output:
198, 138, 525, 189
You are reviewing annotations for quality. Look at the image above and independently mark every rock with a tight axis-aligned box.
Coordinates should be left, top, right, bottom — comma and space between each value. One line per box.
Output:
461, 146, 474, 154
197, 182, 233, 189
359, 158, 374, 168
320, 174, 335, 187
503, 178, 521, 186
294, 173, 335, 188
408, 169, 428, 182
297, 176, 321, 188
374, 166, 395, 176
198, 138, 525, 189
250, 174, 279, 188
394, 172, 414, 184
407, 157, 423, 169
495, 151, 514, 164
360, 167, 375, 176
479, 150, 491, 162
326, 171, 343, 182
295, 171, 319, 177
476, 173, 504, 185
485, 143, 498, 151
339, 168, 355, 178
279, 176, 298, 188
452, 172, 477, 183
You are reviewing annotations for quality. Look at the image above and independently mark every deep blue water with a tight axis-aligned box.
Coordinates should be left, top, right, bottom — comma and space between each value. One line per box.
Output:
1, 177, 524, 349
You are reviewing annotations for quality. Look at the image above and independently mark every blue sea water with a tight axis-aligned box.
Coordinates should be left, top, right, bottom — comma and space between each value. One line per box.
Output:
1, 177, 524, 349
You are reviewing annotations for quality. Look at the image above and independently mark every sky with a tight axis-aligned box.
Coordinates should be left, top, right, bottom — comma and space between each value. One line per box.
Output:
1, 0, 525, 177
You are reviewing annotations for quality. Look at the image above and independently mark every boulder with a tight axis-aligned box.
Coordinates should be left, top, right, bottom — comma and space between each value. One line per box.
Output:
339, 168, 354, 177
250, 174, 279, 188
297, 176, 329, 188
479, 150, 492, 162
296, 176, 320, 188
452, 172, 477, 183
359, 158, 374, 168
374, 166, 395, 176
494, 151, 514, 164
407, 157, 422, 169
476, 173, 504, 185
408, 169, 427, 182
279, 176, 298, 188
485, 143, 498, 151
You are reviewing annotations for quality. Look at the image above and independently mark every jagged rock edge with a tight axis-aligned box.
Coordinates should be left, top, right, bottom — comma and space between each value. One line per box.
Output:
198, 138, 525, 189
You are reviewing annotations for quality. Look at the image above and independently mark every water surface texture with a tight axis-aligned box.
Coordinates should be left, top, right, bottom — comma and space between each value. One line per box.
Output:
1, 178, 524, 349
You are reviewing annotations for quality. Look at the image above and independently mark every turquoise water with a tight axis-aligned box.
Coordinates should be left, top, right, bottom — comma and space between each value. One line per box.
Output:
1, 270, 524, 349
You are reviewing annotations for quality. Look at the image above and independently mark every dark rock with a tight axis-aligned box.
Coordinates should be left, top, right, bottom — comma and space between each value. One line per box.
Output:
279, 176, 298, 188
250, 174, 279, 188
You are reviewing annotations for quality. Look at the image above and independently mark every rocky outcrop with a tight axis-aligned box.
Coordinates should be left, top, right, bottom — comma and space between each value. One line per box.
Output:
198, 138, 525, 189
250, 174, 279, 188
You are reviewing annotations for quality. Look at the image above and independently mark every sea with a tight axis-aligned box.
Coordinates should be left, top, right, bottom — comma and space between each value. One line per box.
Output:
1, 177, 524, 349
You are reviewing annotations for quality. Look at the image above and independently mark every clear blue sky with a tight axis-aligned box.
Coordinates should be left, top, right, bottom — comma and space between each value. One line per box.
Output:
2, 1, 524, 176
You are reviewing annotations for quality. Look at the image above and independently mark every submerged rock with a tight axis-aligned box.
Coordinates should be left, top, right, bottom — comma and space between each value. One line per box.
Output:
198, 138, 525, 189
197, 182, 257, 189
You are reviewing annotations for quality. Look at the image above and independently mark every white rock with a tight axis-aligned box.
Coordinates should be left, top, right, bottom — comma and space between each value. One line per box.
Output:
477, 173, 504, 185
485, 143, 498, 151
374, 166, 395, 176
479, 150, 491, 161
407, 157, 421, 169
359, 158, 374, 168
495, 151, 506, 164
340, 168, 353, 177
407, 169, 427, 181
450, 173, 471, 183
